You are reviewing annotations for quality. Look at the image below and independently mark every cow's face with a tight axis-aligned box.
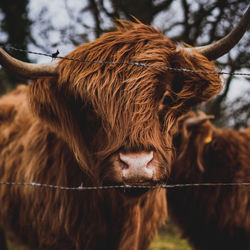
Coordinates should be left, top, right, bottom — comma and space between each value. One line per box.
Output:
81, 70, 175, 188
28, 21, 221, 190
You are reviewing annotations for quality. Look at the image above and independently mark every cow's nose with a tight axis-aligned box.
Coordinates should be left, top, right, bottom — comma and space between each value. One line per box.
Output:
119, 151, 155, 182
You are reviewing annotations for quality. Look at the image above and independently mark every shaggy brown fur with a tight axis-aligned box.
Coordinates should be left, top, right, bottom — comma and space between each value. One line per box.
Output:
169, 112, 250, 250
0, 21, 222, 250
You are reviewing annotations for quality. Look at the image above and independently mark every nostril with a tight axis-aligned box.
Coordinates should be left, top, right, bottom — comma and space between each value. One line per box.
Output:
146, 158, 154, 169
118, 158, 129, 169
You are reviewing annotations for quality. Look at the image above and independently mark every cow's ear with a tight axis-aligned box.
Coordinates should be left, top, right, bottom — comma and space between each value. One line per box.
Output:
189, 120, 213, 172
28, 77, 65, 130
171, 48, 223, 108
28, 77, 85, 143
187, 119, 213, 144
28, 77, 93, 175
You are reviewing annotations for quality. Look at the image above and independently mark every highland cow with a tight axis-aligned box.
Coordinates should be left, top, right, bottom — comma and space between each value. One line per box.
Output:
168, 112, 250, 250
0, 8, 249, 250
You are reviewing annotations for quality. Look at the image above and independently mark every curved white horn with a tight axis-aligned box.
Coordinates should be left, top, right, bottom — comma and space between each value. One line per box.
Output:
194, 7, 250, 61
0, 48, 58, 79
185, 115, 214, 128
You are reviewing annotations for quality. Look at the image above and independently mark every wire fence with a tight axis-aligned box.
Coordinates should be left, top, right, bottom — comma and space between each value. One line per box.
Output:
0, 45, 250, 191
2, 45, 250, 77
0, 181, 249, 190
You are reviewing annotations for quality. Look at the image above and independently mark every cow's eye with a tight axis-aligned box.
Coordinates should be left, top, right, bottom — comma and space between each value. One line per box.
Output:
171, 81, 182, 93
171, 75, 183, 93
163, 95, 174, 107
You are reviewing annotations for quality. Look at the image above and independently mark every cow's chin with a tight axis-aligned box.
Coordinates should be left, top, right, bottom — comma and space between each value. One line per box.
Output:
118, 187, 150, 197
104, 180, 162, 198
119, 181, 164, 198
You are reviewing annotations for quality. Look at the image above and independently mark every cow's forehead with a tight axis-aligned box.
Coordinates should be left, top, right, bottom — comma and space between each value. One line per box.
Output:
89, 71, 159, 126
59, 21, 176, 93
61, 36, 174, 121
58, 21, 221, 126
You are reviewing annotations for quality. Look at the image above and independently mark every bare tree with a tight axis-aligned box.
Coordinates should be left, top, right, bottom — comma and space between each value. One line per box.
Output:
0, 0, 31, 90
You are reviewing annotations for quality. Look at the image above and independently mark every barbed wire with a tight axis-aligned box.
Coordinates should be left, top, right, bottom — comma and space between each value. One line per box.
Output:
0, 181, 249, 191
2, 46, 250, 77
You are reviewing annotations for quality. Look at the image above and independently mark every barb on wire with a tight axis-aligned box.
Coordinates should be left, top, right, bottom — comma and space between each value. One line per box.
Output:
0, 181, 249, 191
2, 46, 250, 77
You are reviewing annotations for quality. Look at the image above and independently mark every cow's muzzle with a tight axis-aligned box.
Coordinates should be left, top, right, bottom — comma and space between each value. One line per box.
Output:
118, 151, 156, 184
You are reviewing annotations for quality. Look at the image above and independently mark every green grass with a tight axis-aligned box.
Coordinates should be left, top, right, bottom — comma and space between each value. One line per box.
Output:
7, 241, 27, 250
7, 234, 27, 250
149, 220, 192, 250
7, 220, 192, 250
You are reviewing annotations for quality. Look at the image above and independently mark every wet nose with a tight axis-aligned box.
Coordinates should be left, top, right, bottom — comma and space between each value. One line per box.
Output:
119, 151, 155, 181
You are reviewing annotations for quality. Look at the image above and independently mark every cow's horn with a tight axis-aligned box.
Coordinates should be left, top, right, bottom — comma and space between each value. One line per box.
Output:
185, 115, 214, 128
0, 48, 58, 79
195, 7, 250, 61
